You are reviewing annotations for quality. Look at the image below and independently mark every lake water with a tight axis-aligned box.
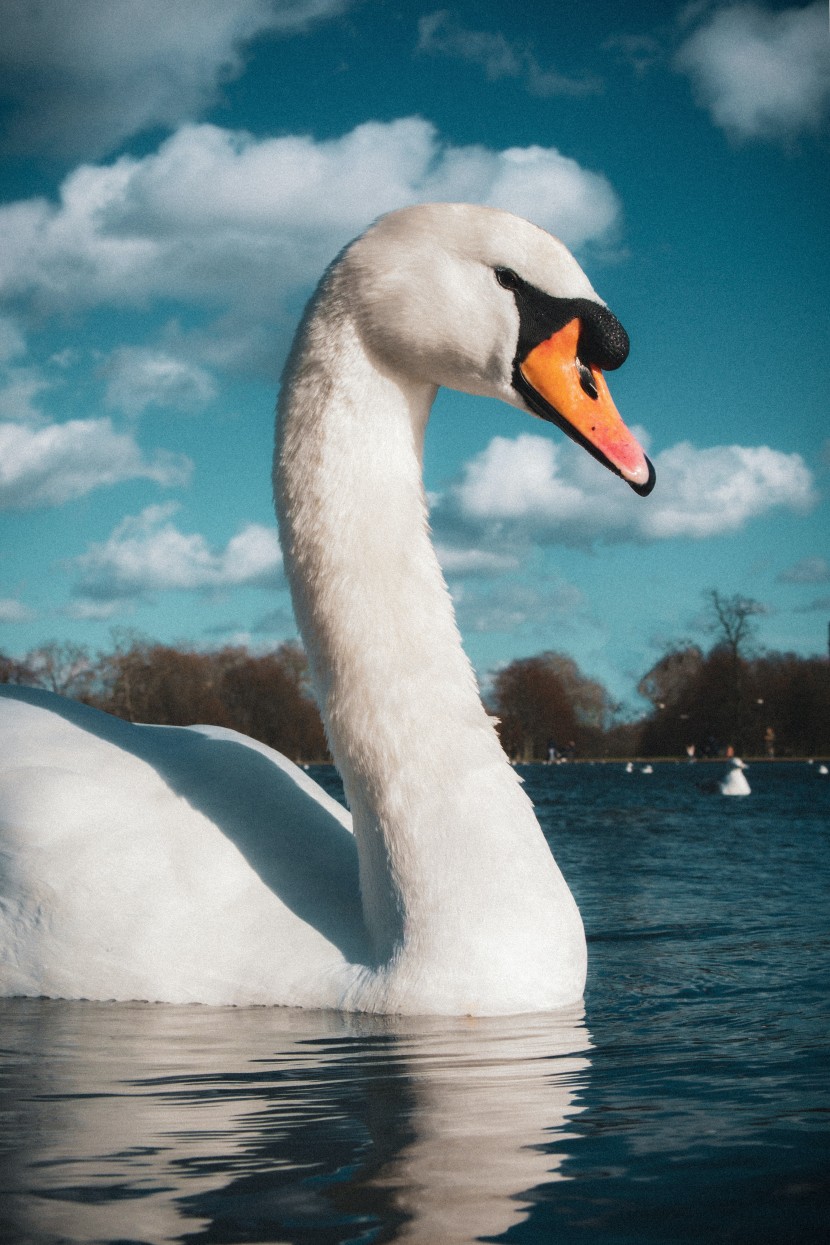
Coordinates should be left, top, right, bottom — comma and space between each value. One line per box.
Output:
2, 760, 828, 1244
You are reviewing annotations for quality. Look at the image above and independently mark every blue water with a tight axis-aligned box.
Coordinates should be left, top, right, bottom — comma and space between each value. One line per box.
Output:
1, 761, 828, 1243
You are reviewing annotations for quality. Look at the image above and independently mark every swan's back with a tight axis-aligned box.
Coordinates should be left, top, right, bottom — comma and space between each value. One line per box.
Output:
0, 687, 368, 1005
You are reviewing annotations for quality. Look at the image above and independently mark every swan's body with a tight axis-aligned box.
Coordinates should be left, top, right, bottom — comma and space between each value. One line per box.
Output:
719, 760, 751, 796
0, 204, 653, 1014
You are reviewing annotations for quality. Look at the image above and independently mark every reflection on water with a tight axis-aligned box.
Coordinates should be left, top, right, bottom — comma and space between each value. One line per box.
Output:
2, 761, 829, 1243
0, 1000, 590, 1244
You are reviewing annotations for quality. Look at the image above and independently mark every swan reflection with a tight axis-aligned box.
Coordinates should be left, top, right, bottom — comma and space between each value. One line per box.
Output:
3, 999, 591, 1243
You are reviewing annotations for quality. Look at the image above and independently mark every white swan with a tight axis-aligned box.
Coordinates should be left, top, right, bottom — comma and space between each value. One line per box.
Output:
0, 204, 653, 1014
719, 759, 751, 796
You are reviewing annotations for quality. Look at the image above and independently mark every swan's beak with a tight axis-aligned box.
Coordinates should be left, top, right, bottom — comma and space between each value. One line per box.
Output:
515, 318, 655, 496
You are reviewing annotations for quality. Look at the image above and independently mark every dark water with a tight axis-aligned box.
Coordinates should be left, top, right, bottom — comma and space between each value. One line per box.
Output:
1, 761, 828, 1244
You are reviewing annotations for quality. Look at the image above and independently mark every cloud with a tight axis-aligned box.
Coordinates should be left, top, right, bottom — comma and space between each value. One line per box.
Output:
0, 0, 351, 159
417, 10, 602, 97
451, 577, 586, 635
777, 555, 830, 584
103, 347, 217, 417
0, 119, 622, 374
0, 318, 53, 424
642, 440, 816, 537
435, 431, 816, 548
63, 599, 125, 621
0, 598, 36, 624
0, 368, 54, 424
69, 503, 283, 604
434, 544, 519, 578
0, 418, 191, 509
675, 2, 830, 140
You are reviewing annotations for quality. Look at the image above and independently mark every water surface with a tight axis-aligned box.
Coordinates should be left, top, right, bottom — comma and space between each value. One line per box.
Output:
2, 760, 828, 1243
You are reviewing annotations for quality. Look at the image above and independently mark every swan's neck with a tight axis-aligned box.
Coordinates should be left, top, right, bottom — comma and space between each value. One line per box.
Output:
275, 275, 584, 1009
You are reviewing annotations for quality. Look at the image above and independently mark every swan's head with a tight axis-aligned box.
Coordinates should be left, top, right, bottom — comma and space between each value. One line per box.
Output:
343, 203, 654, 495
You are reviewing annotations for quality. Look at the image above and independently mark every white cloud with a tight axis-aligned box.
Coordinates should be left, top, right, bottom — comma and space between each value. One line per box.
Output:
436, 431, 816, 547
0, 0, 351, 158
0, 598, 36, 624
104, 347, 217, 417
417, 11, 601, 97
0, 367, 53, 424
0, 119, 621, 375
0, 318, 52, 424
435, 544, 519, 577
63, 599, 125, 621
451, 434, 585, 526
644, 441, 815, 537
70, 503, 283, 603
222, 524, 284, 587
676, 3, 830, 140
0, 418, 191, 509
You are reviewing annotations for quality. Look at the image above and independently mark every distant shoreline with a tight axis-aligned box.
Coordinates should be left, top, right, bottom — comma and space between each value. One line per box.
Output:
510, 756, 830, 765
303, 755, 829, 767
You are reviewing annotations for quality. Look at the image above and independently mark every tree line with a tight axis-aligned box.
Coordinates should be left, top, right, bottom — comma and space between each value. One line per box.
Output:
634, 592, 829, 759
1, 635, 329, 763
2, 592, 827, 760
476, 592, 827, 760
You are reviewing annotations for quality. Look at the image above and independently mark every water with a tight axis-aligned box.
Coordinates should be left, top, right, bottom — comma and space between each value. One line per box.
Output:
1, 761, 828, 1244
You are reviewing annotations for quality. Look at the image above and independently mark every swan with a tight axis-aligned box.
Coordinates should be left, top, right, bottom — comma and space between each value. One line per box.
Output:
0, 203, 654, 1014
719, 759, 751, 796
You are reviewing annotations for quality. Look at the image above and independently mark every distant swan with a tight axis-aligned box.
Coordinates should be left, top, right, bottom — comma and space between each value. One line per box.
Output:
719, 760, 751, 796
0, 204, 654, 1014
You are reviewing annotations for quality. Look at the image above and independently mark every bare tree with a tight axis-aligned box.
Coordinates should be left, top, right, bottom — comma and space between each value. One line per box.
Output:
24, 640, 95, 699
706, 590, 765, 661
705, 590, 765, 752
0, 653, 37, 685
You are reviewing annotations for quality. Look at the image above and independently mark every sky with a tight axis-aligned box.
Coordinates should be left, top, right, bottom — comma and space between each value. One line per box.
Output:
0, 0, 828, 712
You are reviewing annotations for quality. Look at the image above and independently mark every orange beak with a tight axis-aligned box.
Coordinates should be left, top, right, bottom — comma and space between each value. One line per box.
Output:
517, 318, 654, 495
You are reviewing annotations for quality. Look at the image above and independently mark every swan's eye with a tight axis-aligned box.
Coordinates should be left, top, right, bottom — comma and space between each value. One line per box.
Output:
495, 267, 520, 291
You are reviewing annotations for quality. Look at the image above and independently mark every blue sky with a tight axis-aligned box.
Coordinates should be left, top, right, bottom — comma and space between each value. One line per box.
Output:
0, 0, 828, 710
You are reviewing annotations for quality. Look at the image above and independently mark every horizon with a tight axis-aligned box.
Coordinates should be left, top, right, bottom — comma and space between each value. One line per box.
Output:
1, 0, 828, 710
